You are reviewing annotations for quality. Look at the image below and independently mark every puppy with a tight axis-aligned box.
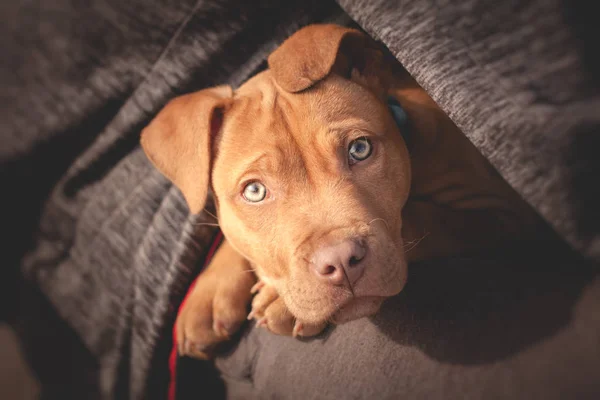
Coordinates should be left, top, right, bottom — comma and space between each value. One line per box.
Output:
141, 25, 536, 359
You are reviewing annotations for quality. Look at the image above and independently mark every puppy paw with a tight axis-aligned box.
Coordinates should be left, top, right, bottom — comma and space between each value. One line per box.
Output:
176, 241, 255, 359
248, 282, 327, 338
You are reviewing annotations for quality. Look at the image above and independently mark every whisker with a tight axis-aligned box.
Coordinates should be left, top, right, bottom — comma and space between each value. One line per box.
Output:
404, 232, 429, 253
190, 222, 220, 227
203, 208, 218, 221
367, 217, 390, 231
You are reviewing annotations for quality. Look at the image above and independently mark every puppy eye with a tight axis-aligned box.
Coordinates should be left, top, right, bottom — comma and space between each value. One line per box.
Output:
348, 137, 373, 164
242, 181, 267, 203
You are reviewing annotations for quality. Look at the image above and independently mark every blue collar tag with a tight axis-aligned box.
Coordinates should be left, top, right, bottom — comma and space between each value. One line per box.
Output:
387, 96, 412, 150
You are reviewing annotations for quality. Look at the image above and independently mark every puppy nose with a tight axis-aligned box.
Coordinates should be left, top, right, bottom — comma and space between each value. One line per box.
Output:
311, 240, 367, 286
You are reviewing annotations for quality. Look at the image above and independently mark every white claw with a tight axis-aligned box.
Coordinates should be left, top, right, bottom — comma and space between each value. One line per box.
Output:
250, 280, 265, 294
293, 321, 304, 338
257, 317, 268, 328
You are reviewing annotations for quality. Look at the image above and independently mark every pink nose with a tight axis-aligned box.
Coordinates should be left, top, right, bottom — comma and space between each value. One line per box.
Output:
311, 239, 367, 286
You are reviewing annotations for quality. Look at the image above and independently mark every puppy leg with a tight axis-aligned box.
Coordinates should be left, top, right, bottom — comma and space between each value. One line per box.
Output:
249, 283, 327, 337
176, 239, 255, 359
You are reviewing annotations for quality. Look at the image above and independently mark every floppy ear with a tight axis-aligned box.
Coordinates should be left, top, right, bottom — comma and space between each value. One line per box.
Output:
268, 24, 390, 95
140, 86, 233, 214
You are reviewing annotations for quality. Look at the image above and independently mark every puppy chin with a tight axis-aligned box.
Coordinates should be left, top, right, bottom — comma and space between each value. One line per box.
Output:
331, 296, 386, 324
331, 263, 408, 324
353, 260, 408, 298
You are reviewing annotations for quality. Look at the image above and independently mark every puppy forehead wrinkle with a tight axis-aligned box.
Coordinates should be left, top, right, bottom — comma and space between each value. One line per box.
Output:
227, 99, 306, 184
260, 92, 314, 179
310, 77, 388, 132
236, 152, 269, 176
264, 86, 279, 111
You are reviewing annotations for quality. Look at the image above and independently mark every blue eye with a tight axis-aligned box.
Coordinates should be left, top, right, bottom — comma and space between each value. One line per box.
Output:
348, 137, 373, 164
242, 181, 267, 202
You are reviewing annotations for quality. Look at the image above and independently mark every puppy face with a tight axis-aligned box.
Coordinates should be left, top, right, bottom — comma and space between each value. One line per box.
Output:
213, 71, 410, 324
141, 25, 412, 326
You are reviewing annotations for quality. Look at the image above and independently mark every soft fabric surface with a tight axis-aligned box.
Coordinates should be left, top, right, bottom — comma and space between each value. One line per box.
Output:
1, 0, 598, 399
217, 250, 600, 399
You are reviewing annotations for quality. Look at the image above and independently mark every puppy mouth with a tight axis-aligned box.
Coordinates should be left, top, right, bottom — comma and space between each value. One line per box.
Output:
283, 263, 406, 326
329, 266, 405, 324
282, 286, 354, 325
283, 230, 408, 325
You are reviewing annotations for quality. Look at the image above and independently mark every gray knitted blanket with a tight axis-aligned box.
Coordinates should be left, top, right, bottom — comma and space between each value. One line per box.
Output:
2, 0, 598, 398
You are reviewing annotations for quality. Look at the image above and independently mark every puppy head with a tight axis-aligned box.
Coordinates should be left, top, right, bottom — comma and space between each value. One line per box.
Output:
142, 25, 411, 326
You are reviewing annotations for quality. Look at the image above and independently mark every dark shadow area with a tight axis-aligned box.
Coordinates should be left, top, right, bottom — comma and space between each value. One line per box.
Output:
373, 232, 597, 365
566, 123, 600, 241
562, 0, 600, 90
561, 0, 600, 255
562, 0, 600, 249
12, 283, 101, 399
175, 357, 226, 400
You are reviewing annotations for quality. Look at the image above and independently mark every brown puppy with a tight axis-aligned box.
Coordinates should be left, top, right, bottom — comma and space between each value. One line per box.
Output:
141, 25, 536, 358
